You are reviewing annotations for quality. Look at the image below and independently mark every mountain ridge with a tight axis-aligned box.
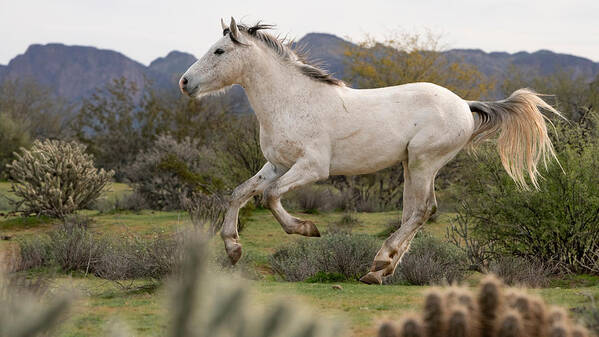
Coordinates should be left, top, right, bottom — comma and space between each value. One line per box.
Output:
1, 34, 598, 106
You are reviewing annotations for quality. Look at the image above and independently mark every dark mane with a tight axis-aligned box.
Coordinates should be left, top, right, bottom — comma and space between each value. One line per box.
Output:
224, 23, 344, 86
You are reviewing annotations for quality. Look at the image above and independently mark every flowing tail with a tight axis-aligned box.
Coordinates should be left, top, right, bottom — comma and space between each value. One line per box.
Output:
468, 88, 564, 190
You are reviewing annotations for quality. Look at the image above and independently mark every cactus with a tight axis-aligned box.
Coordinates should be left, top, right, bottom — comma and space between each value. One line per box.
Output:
106, 238, 342, 337
378, 275, 591, 337
7, 139, 114, 218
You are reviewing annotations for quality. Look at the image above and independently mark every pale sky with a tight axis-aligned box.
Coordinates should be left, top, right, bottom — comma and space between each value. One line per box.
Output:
1, 0, 598, 66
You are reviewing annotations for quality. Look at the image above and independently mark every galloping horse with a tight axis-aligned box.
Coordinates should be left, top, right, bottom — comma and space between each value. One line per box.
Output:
180, 18, 561, 284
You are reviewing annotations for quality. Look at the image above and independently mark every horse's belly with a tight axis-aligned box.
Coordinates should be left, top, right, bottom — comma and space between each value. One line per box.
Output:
329, 137, 408, 175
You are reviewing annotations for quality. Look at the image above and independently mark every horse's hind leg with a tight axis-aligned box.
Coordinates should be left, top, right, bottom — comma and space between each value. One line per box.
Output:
264, 158, 329, 237
267, 196, 321, 237
360, 159, 438, 284
221, 162, 281, 264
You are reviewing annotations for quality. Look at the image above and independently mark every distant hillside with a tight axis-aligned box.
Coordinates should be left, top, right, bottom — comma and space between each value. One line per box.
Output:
1, 35, 598, 108
148, 50, 196, 84
0, 43, 170, 100
444, 48, 599, 81
295, 33, 354, 80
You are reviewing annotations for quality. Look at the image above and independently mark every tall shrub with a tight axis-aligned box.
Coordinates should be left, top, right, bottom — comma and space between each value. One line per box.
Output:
7, 139, 113, 218
125, 135, 223, 210
453, 114, 599, 274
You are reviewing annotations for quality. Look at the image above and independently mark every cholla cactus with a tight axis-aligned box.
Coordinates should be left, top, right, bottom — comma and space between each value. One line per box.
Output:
7, 139, 113, 218
379, 276, 591, 337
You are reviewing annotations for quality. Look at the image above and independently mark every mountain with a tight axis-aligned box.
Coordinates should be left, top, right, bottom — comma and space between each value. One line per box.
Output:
444, 48, 599, 81
149, 50, 196, 83
295, 33, 354, 80
0, 43, 170, 100
1, 35, 598, 106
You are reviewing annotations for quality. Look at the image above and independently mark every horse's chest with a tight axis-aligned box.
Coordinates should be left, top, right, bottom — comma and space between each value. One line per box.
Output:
259, 131, 306, 169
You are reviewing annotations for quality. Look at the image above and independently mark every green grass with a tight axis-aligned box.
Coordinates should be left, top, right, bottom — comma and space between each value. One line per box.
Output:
2, 202, 598, 337
0, 181, 131, 213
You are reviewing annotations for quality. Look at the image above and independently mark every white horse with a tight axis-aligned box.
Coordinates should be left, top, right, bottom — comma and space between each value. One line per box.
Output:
180, 18, 561, 284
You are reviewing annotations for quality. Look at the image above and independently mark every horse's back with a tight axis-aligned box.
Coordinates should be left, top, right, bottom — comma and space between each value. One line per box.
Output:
326, 82, 475, 175
340, 82, 474, 133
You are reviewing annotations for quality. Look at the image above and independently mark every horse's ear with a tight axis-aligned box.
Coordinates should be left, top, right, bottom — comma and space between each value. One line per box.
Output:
229, 17, 240, 39
221, 18, 228, 33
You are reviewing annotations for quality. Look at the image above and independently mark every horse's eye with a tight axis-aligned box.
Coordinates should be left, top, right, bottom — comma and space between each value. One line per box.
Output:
214, 48, 225, 55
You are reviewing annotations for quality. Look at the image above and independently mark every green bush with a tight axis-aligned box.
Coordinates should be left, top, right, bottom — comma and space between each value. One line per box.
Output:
7, 139, 113, 218
270, 232, 379, 282
0, 113, 31, 178
387, 233, 468, 285
125, 135, 223, 210
453, 114, 599, 274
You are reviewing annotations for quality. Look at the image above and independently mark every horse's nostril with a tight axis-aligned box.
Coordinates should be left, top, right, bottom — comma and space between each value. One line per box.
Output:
182, 77, 188, 85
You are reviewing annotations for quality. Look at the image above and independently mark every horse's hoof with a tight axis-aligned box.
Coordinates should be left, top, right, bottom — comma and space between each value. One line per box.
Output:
360, 272, 382, 285
373, 259, 392, 272
296, 219, 321, 237
226, 243, 243, 265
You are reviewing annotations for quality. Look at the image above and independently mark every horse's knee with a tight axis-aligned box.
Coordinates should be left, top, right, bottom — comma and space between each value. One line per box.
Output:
263, 185, 280, 208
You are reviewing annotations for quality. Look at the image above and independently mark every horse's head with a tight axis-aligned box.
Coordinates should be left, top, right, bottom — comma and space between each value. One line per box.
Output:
179, 17, 255, 98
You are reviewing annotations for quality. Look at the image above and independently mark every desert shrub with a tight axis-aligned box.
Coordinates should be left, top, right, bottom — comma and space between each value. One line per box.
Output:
49, 218, 107, 273
488, 256, 555, 288
270, 232, 379, 281
7, 139, 113, 218
125, 135, 223, 210
181, 192, 227, 236
329, 166, 404, 212
285, 185, 342, 213
445, 212, 496, 272
215, 114, 265, 187
14, 235, 53, 271
453, 115, 599, 274
14, 216, 187, 281
95, 232, 184, 281
14, 216, 101, 272
578, 250, 599, 275
390, 233, 467, 285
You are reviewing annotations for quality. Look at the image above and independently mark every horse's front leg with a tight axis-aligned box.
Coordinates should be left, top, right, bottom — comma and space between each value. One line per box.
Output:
264, 157, 329, 237
222, 162, 281, 264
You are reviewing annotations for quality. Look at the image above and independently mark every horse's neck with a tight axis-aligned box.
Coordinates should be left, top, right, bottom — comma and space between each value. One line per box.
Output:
241, 59, 324, 130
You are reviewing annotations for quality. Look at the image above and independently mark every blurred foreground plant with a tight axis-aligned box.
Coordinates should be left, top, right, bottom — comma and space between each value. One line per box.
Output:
378, 275, 592, 337
0, 273, 71, 337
